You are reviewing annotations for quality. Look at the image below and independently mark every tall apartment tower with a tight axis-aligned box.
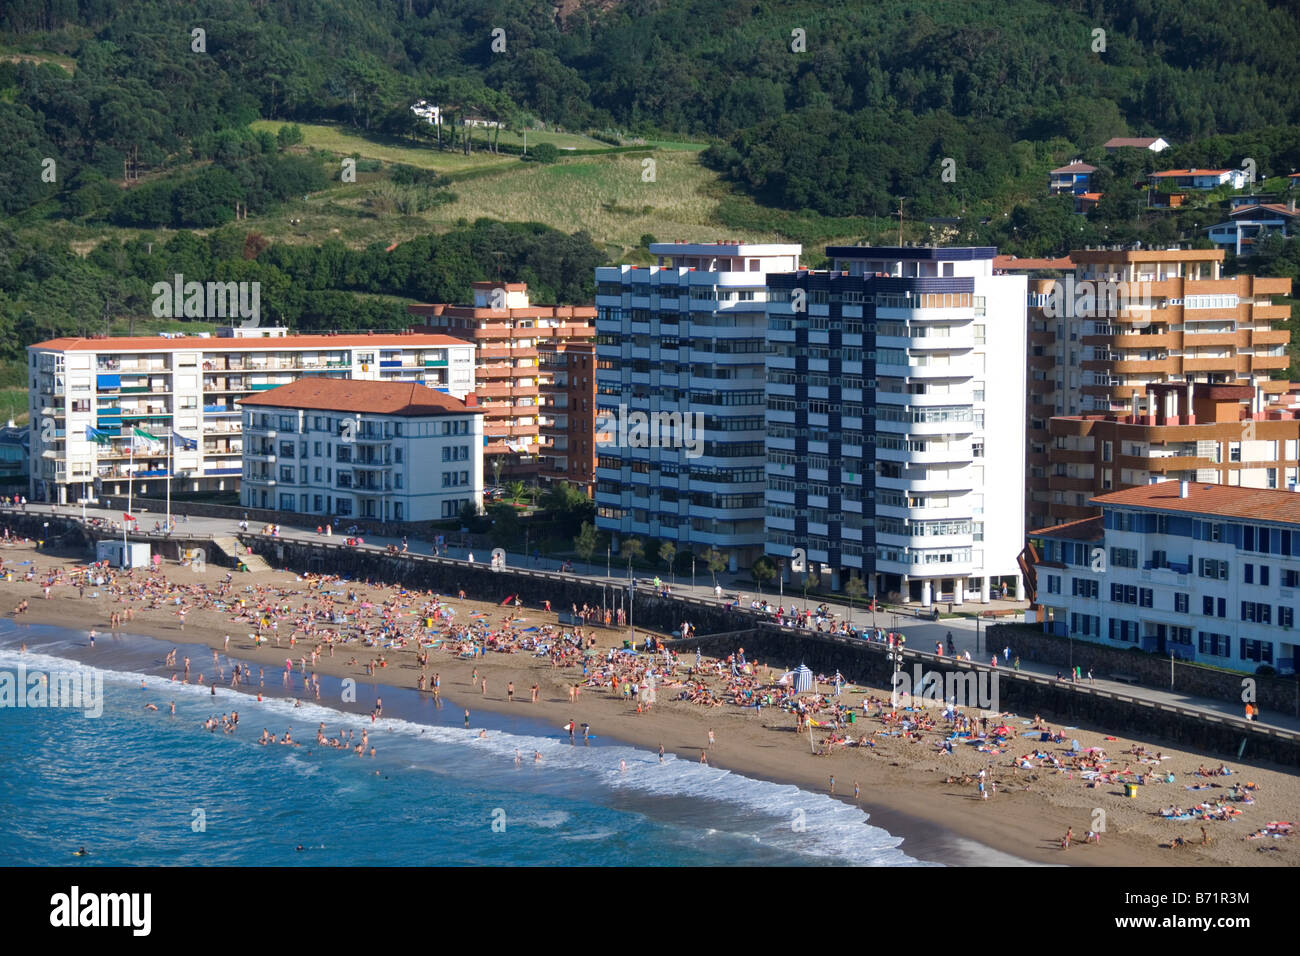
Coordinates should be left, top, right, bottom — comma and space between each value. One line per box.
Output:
764, 246, 1027, 605
409, 282, 596, 485
537, 327, 597, 494
1022, 247, 1292, 529
594, 241, 802, 568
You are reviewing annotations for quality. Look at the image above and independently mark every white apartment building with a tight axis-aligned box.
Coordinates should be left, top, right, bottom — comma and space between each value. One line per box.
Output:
594, 241, 802, 568
27, 327, 475, 504
765, 246, 1027, 604
238, 379, 485, 523
1033, 481, 1300, 674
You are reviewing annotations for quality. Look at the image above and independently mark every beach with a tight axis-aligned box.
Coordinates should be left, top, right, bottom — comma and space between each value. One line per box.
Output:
1, 540, 1294, 867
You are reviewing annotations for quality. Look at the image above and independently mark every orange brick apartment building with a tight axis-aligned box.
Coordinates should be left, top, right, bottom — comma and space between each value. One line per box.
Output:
408, 282, 595, 487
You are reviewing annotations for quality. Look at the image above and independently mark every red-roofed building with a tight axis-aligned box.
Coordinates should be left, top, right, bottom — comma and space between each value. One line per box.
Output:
1103, 136, 1170, 153
1049, 160, 1097, 195
1149, 169, 1248, 191
27, 326, 476, 504
237, 379, 484, 522
1030, 480, 1300, 673
1024, 247, 1292, 531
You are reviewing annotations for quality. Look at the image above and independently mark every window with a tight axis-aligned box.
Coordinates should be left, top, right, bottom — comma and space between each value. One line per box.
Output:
1240, 639, 1273, 664
1198, 558, 1229, 580
1241, 601, 1272, 625
1198, 632, 1231, 657
1244, 563, 1254, 585
1072, 578, 1098, 598
1110, 548, 1138, 569
1046, 575, 1061, 594
1279, 606, 1294, 629
1174, 593, 1189, 614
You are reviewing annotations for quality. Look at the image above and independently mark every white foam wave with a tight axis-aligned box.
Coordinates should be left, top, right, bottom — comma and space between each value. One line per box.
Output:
0, 645, 931, 866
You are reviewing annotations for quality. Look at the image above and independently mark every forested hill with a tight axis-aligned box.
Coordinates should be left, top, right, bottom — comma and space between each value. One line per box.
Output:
2, 0, 1299, 221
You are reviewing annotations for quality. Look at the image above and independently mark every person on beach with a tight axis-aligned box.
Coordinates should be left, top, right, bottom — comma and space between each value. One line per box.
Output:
1062, 827, 1073, 850
700, 750, 708, 765
464, 708, 470, 729
658, 743, 665, 764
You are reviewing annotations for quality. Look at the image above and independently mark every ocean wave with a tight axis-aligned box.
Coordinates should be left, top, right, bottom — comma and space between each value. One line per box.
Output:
0, 644, 930, 866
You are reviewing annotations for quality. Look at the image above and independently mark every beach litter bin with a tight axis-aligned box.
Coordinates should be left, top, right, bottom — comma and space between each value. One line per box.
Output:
1125, 783, 1138, 798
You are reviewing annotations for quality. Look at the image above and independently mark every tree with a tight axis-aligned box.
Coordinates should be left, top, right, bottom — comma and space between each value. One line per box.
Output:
620, 537, 644, 574
574, 521, 599, 564
803, 567, 820, 611
705, 547, 727, 587
507, 479, 527, 505
844, 572, 867, 624
751, 556, 776, 594
658, 541, 676, 581
276, 124, 304, 150
528, 142, 560, 164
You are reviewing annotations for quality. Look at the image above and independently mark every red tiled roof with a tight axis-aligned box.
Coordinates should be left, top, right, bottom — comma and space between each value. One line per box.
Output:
237, 379, 483, 416
1104, 137, 1164, 148
29, 333, 469, 352
1150, 169, 1230, 177
1051, 162, 1096, 174
1029, 516, 1104, 541
1229, 203, 1300, 220
1091, 482, 1300, 525
1077, 192, 1103, 201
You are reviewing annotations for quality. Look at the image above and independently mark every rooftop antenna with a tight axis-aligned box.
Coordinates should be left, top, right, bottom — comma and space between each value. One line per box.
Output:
896, 197, 905, 246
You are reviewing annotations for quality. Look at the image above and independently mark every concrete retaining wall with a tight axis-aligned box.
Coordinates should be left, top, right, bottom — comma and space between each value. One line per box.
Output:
992, 623, 1300, 717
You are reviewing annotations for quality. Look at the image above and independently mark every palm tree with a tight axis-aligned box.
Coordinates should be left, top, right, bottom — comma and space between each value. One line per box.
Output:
507, 480, 527, 506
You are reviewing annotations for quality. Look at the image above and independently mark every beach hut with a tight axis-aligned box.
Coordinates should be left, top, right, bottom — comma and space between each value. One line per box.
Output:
793, 664, 814, 693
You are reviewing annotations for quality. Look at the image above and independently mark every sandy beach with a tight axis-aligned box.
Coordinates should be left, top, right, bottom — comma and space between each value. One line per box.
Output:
1, 540, 1294, 867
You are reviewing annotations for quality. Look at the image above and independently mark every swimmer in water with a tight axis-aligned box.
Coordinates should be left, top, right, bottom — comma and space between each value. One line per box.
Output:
515, 750, 522, 766
478, 729, 487, 738
144, 703, 158, 711
534, 751, 542, 763
619, 759, 627, 773
74, 847, 89, 857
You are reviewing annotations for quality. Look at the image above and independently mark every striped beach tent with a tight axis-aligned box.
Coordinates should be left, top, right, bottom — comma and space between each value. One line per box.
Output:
793, 664, 814, 693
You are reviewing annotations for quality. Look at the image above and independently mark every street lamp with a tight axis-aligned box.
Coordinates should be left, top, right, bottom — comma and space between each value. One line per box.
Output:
888, 637, 905, 708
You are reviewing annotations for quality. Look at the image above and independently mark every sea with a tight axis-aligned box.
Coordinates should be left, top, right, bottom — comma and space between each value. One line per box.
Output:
0, 623, 1023, 867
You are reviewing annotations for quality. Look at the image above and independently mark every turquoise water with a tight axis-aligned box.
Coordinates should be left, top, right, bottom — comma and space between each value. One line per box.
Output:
0, 625, 932, 867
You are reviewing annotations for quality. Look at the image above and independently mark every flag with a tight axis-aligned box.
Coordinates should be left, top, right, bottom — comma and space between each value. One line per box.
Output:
85, 425, 109, 445
171, 430, 197, 451
123, 513, 135, 522
133, 427, 161, 442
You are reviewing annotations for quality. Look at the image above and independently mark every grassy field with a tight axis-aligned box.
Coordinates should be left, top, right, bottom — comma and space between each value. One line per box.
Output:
0, 47, 76, 72
249, 121, 517, 174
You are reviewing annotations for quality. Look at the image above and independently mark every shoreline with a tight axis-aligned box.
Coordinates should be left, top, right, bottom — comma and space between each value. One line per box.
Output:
0, 545, 1294, 867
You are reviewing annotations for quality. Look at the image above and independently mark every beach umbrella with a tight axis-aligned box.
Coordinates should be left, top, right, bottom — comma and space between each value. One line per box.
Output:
793, 664, 814, 693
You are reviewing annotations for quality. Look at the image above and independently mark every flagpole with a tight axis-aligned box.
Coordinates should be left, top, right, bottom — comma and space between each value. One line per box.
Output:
165, 432, 171, 534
